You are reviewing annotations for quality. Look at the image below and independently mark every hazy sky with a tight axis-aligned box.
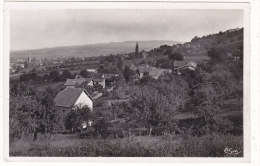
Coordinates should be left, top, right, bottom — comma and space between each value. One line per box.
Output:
11, 9, 243, 51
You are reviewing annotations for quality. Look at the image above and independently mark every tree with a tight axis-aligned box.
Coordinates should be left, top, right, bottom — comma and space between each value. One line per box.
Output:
207, 47, 226, 62
80, 70, 89, 78
117, 59, 124, 71
37, 87, 62, 135
191, 36, 199, 42
190, 83, 233, 135
105, 54, 116, 63
20, 74, 29, 82
139, 75, 155, 85
29, 73, 41, 82
10, 85, 61, 142
123, 66, 136, 83
37, 87, 57, 110
64, 106, 93, 132
94, 118, 109, 138
19, 73, 40, 82
183, 63, 240, 136
41, 74, 49, 83
168, 51, 184, 61
10, 92, 45, 142
10, 83, 36, 96
49, 70, 60, 82
164, 48, 184, 69
125, 72, 189, 135
61, 70, 73, 81
126, 87, 179, 135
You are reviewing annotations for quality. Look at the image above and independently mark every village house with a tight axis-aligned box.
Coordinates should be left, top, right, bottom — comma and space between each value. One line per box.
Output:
64, 75, 105, 88
91, 91, 103, 100
86, 68, 97, 73
53, 87, 94, 129
90, 78, 106, 88
103, 73, 119, 86
54, 86, 94, 112
131, 65, 171, 79
174, 61, 198, 75
184, 62, 198, 70
227, 51, 242, 61
226, 28, 240, 33
149, 68, 172, 79
16, 62, 25, 68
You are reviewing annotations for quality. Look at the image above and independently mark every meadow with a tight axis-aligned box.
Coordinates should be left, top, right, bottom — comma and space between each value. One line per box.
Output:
10, 133, 243, 157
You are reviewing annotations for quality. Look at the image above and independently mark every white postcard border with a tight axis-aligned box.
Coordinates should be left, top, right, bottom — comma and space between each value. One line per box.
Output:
1, 1, 257, 165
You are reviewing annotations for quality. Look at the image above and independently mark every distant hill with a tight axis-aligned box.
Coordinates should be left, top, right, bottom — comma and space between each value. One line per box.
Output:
10, 40, 181, 61
154, 28, 243, 57
145, 28, 243, 68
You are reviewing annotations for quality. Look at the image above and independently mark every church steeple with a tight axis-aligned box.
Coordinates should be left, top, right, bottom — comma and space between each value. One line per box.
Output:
135, 42, 139, 55
27, 53, 31, 64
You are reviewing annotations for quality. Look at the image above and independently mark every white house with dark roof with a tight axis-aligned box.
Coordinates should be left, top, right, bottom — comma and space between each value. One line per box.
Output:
131, 65, 171, 79
54, 87, 94, 112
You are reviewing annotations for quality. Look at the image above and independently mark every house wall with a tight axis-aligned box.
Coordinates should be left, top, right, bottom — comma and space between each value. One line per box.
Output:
87, 81, 94, 87
74, 91, 93, 111
100, 79, 105, 88
86, 69, 97, 73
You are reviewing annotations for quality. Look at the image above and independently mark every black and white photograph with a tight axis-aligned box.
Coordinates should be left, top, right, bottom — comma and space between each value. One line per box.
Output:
1, 1, 259, 163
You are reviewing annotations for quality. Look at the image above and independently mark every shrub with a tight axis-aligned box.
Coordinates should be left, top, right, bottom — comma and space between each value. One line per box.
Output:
207, 47, 226, 62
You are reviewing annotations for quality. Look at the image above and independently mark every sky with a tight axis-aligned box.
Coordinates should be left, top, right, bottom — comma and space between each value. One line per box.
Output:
10, 9, 243, 51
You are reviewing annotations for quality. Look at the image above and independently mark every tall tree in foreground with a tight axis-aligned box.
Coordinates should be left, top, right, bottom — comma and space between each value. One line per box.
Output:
126, 87, 179, 135
10, 93, 45, 142
10, 86, 60, 142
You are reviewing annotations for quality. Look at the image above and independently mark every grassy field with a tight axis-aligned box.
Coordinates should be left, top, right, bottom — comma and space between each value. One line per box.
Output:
10, 133, 243, 157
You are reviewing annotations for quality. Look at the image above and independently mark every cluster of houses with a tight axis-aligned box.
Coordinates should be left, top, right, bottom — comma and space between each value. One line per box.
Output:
53, 76, 107, 129
53, 72, 119, 130
52, 47, 240, 128
53, 60, 199, 123
130, 60, 198, 78
9, 54, 100, 75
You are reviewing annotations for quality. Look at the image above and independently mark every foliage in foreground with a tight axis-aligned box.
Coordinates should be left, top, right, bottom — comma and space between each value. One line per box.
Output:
10, 133, 243, 157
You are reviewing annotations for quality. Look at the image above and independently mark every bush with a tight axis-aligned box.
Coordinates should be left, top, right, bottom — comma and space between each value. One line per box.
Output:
207, 47, 226, 62
79, 70, 89, 78
49, 70, 60, 82
94, 118, 110, 138
61, 70, 73, 81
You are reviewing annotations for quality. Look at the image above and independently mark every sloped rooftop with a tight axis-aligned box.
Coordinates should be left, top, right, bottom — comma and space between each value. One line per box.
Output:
54, 87, 93, 108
